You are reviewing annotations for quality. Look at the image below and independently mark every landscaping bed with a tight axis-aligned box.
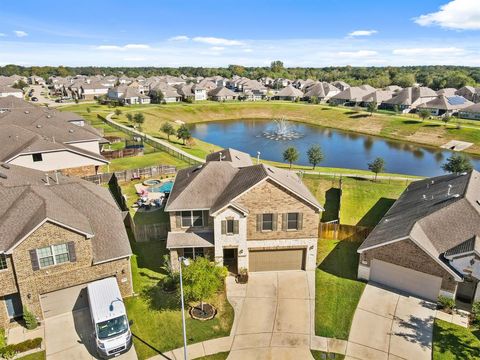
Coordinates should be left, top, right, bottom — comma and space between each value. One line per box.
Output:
433, 319, 480, 360
125, 240, 234, 360
315, 238, 366, 339
311, 350, 345, 360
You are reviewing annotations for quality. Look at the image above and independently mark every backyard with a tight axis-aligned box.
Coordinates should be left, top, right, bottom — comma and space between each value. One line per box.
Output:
433, 319, 480, 359
126, 239, 234, 360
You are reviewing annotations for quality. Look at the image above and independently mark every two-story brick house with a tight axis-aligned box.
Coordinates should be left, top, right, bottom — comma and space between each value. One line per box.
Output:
164, 148, 323, 272
0, 164, 132, 326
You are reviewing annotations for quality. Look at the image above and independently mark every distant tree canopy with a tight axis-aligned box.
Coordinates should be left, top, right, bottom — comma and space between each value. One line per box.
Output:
1, 64, 479, 90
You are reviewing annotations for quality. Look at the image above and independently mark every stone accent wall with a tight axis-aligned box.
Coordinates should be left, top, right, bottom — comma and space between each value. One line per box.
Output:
235, 179, 320, 241
60, 165, 97, 177
9, 222, 132, 323
362, 239, 457, 291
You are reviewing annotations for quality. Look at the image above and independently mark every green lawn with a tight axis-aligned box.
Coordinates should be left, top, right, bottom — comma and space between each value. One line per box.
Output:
315, 238, 366, 339
16, 351, 45, 360
104, 150, 191, 172
126, 240, 234, 360
311, 350, 345, 360
433, 319, 480, 360
339, 177, 408, 227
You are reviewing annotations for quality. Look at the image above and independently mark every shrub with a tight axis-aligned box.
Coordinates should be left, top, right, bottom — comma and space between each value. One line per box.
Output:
437, 295, 456, 313
22, 307, 38, 330
0, 338, 42, 356
471, 301, 480, 324
1, 349, 16, 360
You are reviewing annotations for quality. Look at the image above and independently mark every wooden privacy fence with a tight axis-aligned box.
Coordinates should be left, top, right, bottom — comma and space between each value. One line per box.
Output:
82, 164, 176, 184
101, 148, 143, 160
133, 223, 169, 242
319, 221, 372, 241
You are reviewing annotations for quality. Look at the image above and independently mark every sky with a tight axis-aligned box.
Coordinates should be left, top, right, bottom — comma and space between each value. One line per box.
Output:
0, 0, 480, 67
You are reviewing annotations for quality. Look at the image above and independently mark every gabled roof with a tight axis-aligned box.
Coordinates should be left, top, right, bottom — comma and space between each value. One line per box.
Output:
383, 87, 437, 106
276, 85, 304, 98
330, 86, 370, 101
0, 164, 131, 263
417, 95, 473, 111
460, 103, 480, 114
208, 86, 237, 97
444, 236, 480, 259
165, 148, 323, 214
358, 171, 480, 275
206, 148, 253, 167
362, 90, 394, 103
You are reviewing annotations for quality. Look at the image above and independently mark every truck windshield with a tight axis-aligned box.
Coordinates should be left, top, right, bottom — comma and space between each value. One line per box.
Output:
96, 315, 128, 340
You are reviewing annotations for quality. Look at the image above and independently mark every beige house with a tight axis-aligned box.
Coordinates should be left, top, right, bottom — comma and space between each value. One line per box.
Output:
0, 164, 132, 326
164, 148, 323, 273
357, 171, 480, 304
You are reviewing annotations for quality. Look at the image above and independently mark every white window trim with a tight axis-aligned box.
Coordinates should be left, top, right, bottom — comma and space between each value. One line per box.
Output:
181, 211, 204, 228
36, 244, 69, 269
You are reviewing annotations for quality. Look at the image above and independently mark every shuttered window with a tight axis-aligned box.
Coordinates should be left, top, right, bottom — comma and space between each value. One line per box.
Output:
34, 242, 75, 269
262, 214, 274, 231
284, 213, 303, 231
222, 219, 239, 235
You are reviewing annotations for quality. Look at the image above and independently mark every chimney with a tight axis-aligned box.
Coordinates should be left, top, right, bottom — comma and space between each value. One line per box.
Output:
45, 173, 50, 185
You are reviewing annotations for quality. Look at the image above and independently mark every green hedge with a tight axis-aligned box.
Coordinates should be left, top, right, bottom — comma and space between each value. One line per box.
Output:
0, 338, 42, 355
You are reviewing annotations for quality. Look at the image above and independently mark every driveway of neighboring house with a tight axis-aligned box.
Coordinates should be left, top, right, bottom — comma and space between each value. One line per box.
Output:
44, 307, 137, 360
347, 283, 436, 360
226, 271, 316, 360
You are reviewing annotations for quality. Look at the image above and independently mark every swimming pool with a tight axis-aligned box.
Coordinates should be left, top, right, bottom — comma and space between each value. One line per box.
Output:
148, 181, 174, 193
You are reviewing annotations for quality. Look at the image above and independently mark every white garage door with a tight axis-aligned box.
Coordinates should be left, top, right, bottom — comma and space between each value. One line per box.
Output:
40, 283, 89, 318
370, 259, 442, 301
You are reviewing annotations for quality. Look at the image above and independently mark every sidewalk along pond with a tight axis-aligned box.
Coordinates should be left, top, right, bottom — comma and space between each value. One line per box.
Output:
190, 119, 480, 177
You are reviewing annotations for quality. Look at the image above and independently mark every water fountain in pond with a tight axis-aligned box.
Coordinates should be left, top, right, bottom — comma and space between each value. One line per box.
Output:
262, 118, 303, 141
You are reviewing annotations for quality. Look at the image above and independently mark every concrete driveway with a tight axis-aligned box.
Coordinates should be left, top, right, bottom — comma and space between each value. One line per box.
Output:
347, 284, 436, 360
45, 308, 137, 360
226, 271, 315, 360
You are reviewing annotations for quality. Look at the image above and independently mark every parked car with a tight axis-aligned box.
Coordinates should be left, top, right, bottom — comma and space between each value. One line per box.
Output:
87, 278, 133, 359
31, 97, 38, 102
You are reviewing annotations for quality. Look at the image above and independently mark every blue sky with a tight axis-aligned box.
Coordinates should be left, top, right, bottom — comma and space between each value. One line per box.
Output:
0, 0, 479, 67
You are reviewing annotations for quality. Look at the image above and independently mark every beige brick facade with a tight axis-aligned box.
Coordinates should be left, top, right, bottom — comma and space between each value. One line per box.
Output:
0, 222, 132, 326
235, 180, 320, 241
363, 239, 457, 292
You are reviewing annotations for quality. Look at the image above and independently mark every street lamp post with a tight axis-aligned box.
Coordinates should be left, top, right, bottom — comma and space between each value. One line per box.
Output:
178, 256, 190, 360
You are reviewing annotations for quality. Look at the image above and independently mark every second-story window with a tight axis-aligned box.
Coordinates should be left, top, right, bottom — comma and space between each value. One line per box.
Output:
262, 213, 274, 231
226, 219, 234, 234
287, 213, 299, 230
37, 243, 70, 268
0, 254, 7, 270
32, 153, 43, 162
181, 211, 204, 228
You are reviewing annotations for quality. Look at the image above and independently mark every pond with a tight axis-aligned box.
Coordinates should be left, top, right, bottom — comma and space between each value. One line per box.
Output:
190, 119, 480, 176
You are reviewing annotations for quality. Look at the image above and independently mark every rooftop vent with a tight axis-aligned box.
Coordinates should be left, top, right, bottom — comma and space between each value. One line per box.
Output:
452, 194, 461, 198
0, 164, 10, 170
69, 129, 74, 133
24, 110, 30, 114
36, 124, 42, 128
447, 184, 452, 196
0, 173, 6, 179
46, 114, 52, 119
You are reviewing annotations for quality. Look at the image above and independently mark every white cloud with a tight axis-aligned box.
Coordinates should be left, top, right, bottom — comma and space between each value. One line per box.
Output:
0, 33, 6, 37
96, 44, 150, 51
392, 47, 464, 55
347, 30, 377, 37
14, 30, 28, 37
124, 57, 147, 61
168, 35, 189, 41
210, 46, 225, 51
415, 0, 480, 30
337, 50, 378, 57
243, 48, 253, 53
192, 36, 244, 46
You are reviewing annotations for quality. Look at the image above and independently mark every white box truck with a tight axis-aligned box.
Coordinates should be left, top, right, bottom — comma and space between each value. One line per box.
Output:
87, 278, 133, 358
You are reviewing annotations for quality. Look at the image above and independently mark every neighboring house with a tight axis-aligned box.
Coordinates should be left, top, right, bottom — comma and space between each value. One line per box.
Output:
459, 103, 480, 120
208, 87, 238, 101
329, 86, 372, 105
274, 85, 304, 101
164, 148, 323, 273
80, 82, 109, 100
107, 86, 151, 105
331, 81, 350, 91
0, 164, 132, 326
437, 88, 457, 97
456, 86, 480, 103
28, 76, 46, 85
176, 84, 207, 101
303, 82, 340, 101
357, 171, 480, 303
381, 86, 438, 112
361, 90, 394, 106
0, 96, 35, 113
0, 86, 23, 99
417, 95, 473, 116
0, 105, 108, 176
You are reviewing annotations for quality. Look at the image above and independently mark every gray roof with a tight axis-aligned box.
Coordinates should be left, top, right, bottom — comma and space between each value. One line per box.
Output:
330, 86, 371, 101
165, 149, 323, 213
276, 85, 304, 98
208, 86, 237, 97
166, 231, 214, 249
417, 95, 473, 111
460, 103, 480, 114
444, 236, 480, 258
362, 90, 394, 103
206, 148, 253, 167
383, 87, 437, 106
0, 96, 35, 111
358, 171, 480, 269
0, 164, 131, 263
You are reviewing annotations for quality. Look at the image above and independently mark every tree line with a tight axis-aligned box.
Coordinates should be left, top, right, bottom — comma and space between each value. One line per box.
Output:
2, 62, 480, 90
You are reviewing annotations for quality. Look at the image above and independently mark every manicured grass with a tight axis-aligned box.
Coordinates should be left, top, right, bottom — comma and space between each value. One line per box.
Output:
339, 177, 408, 227
311, 350, 345, 360
126, 240, 234, 360
61, 101, 480, 156
303, 174, 408, 227
16, 351, 46, 360
433, 319, 480, 360
315, 238, 366, 339
0, 328, 6, 349
196, 352, 229, 360
104, 150, 191, 172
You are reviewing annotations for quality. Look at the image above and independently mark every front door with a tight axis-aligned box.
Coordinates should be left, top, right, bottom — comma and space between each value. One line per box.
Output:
223, 248, 238, 274
4, 294, 23, 319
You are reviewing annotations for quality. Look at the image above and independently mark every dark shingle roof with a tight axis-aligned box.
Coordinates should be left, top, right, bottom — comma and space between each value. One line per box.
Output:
0, 164, 131, 263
